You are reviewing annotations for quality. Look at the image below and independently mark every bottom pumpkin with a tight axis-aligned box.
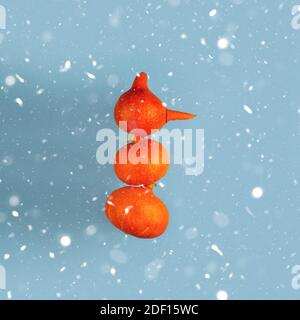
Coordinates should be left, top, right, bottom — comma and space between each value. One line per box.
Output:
105, 186, 169, 239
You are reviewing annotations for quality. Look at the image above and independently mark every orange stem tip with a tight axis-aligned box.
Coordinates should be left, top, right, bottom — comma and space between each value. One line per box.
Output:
167, 109, 196, 122
132, 72, 149, 89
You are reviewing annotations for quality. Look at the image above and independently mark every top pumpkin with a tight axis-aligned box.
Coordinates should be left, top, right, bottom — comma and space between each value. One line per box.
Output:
114, 72, 196, 136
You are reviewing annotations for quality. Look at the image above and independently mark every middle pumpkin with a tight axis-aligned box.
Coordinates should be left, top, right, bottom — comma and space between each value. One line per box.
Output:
114, 138, 170, 185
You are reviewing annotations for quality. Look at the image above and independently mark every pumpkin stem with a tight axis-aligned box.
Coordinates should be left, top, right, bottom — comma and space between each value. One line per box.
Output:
132, 72, 148, 89
146, 183, 156, 190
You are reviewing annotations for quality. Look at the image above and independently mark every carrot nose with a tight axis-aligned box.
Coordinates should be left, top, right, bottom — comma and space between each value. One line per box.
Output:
167, 109, 196, 121
132, 72, 149, 89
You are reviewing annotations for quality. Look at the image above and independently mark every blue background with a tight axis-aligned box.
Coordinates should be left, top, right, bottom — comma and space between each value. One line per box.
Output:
0, 0, 299, 300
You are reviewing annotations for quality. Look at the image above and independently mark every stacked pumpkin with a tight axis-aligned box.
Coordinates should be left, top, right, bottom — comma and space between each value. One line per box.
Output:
105, 72, 195, 238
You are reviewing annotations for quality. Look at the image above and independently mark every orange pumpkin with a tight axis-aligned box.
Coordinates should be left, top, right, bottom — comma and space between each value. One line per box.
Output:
105, 186, 169, 238
114, 138, 170, 185
114, 72, 195, 136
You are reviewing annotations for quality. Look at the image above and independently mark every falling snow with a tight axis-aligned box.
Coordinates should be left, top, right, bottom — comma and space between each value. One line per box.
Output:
59, 60, 72, 73
211, 244, 224, 257
85, 72, 96, 80
60, 235, 72, 247
216, 290, 229, 300
217, 38, 229, 50
15, 98, 24, 107
243, 104, 253, 114
251, 186, 264, 199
